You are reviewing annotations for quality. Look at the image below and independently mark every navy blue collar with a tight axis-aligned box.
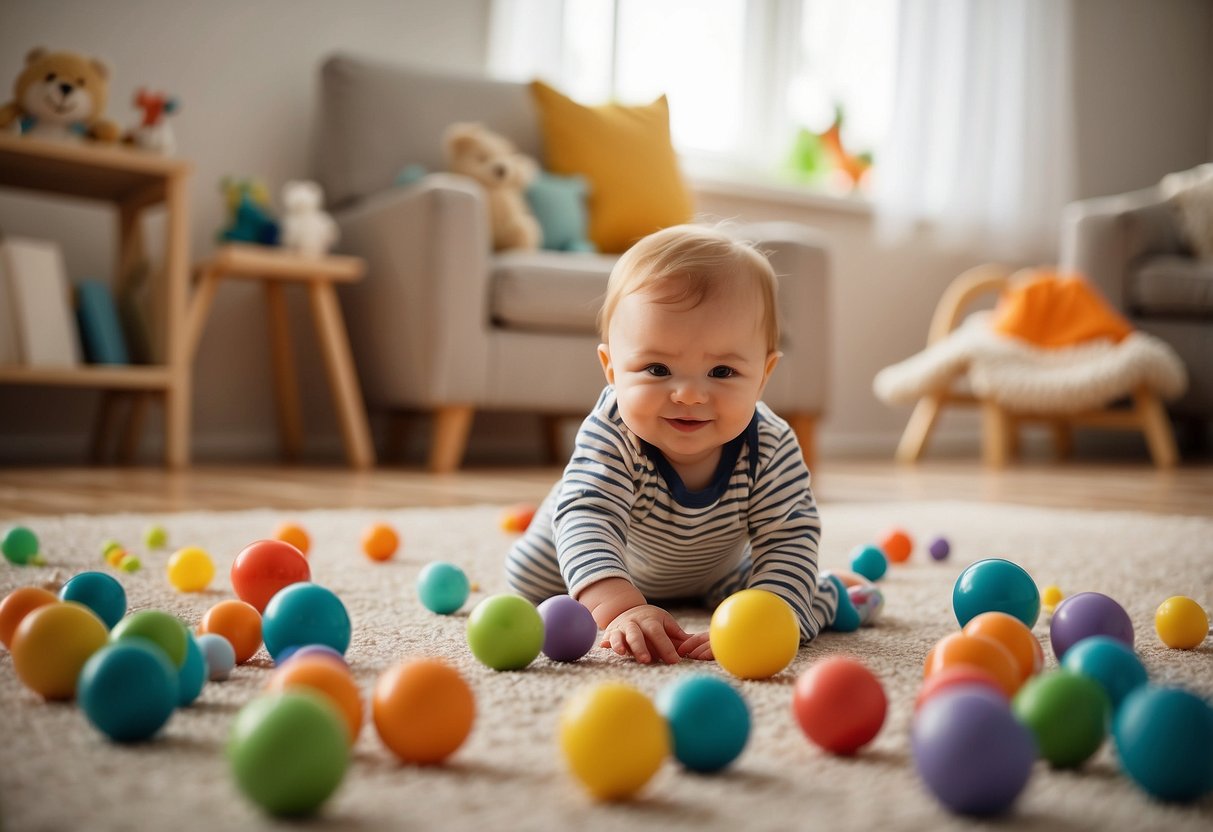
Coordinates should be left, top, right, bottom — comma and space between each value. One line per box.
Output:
641, 411, 759, 508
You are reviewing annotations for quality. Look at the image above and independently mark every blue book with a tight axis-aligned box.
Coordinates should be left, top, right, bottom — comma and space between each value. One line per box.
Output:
75, 279, 130, 365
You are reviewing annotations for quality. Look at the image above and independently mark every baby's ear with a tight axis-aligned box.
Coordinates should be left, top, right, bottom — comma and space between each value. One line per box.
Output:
597, 344, 614, 385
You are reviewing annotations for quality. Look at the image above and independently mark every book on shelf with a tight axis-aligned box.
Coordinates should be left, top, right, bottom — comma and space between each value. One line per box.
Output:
0, 236, 82, 367
75, 279, 130, 365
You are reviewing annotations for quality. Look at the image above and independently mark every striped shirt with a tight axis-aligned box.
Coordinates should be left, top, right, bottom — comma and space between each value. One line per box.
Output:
506, 386, 835, 642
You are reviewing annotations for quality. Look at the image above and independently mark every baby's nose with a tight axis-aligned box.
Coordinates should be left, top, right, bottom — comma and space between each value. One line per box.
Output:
671, 381, 707, 404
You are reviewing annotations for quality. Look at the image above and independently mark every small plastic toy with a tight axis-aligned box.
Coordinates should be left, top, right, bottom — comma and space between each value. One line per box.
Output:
111, 610, 190, 668
10, 601, 109, 700
1012, 670, 1110, 768
177, 634, 207, 707
2, 524, 43, 565
198, 599, 262, 664
78, 642, 179, 742
709, 589, 799, 680
952, 558, 1040, 628
465, 593, 544, 671
1114, 685, 1213, 803
261, 583, 351, 662
281, 180, 339, 258
117, 554, 142, 573
166, 546, 215, 593
0, 586, 59, 648
928, 536, 950, 561
560, 682, 668, 800
849, 544, 888, 581
218, 178, 280, 246
1041, 584, 1064, 613
1049, 591, 1134, 661
923, 632, 1021, 697
1060, 635, 1148, 711
793, 656, 887, 755
914, 665, 1006, 711
656, 674, 750, 773
417, 561, 471, 615
847, 583, 885, 625
101, 539, 124, 565
196, 632, 237, 681
267, 655, 363, 745
361, 523, 399, 562
273, 522, 311, 556
228, 692, 349, 817
879, 528, 913, 563
59, 570, 127, 630
143, 524, 168, 550
230, 539, 311, 613
961, 611, 1044, 684
537, 594, 597, 662
1154, 595, 1208, 649
372, 658, 475, 764
127, 89, 179, 155
500, 503, 537, 533
912, 687, 1035, 815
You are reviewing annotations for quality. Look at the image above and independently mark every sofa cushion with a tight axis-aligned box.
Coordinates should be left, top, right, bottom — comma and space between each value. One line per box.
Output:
1131, 256, 1213, 318
490, 250, 618, 334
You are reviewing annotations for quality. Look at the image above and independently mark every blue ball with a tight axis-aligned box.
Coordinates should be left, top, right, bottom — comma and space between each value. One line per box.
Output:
59, 571, 126, 630
417, 561, 471, 615
261, 583, 351, 662
1061, 636, 1148, 712
177, 633, 207, 707
1114, 686, 1213, 803
952, 558, 1040, 628
196, 633, 236, 681
656, 674, 751, 773
78, 642, 179, 742
849, 545, 888, 582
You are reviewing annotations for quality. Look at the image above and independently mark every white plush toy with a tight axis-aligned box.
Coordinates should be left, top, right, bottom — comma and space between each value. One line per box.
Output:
281, 180, 338, 258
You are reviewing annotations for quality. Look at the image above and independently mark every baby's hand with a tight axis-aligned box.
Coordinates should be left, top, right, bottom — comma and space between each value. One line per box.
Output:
601, 605, 690, 664
676, 631, 714, 661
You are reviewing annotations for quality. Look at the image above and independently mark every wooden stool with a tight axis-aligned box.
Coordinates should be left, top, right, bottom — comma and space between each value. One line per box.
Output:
185, 243, 375, 468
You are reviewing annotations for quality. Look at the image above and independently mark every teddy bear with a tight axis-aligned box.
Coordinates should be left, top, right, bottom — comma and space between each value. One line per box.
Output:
443, 122, 541, 251
281, 180, 339, 258
0, 48, 121, 142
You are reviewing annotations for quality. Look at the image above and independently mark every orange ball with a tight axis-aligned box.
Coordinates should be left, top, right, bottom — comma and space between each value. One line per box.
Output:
962, 611, 1044, 683
880, 528, 913, 563
500, 504, 537, 534
923, 632, 1022, 696
362, 523, 399, 562
274, 522, 311, 556
11, 601, 109, 700
373, 658, 475, 764
198, 599, 262, 664
267, 656, 364, 745
0, 586, 59, 649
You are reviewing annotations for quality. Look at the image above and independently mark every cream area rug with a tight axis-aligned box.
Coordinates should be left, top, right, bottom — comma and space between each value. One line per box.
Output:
1, 501, 1211, 832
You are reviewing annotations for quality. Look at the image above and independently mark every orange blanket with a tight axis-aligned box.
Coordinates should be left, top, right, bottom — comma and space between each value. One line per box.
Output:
991, 270, 1133, 348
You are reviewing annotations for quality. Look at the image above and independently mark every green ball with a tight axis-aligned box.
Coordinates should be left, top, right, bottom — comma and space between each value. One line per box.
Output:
143, 524, 168, 550
3, 525, 41, 565
466, 593, 544, 670
111, 610, 189, 668
1013, 669, 1110, 768
228, 692, 349, 817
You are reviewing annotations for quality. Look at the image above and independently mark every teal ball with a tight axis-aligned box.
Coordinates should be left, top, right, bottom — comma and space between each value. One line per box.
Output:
78, 642, 179, 742
1114, 686, 1213, 803
953, 558, 1040, 628
417, 561, 471, 615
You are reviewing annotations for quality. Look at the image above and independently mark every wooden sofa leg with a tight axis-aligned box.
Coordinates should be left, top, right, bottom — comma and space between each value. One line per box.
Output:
982, 402, 1012, 467
1136, 390, 1178, 468
896, 393, 944, 463
786, 413, 817, 472
429, 405, 474, 473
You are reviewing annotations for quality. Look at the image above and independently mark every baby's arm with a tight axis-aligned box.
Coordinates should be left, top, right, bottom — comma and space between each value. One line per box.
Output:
578, 577, 690, 664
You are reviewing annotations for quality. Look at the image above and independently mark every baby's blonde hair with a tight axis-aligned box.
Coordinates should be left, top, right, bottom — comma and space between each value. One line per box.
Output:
598, 224, 780, 352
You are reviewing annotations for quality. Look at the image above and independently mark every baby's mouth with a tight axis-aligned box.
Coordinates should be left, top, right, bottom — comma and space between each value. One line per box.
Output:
665, 417, 709, 433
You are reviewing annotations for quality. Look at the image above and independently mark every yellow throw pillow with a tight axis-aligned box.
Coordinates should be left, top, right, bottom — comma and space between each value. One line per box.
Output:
530, 80, 694, 254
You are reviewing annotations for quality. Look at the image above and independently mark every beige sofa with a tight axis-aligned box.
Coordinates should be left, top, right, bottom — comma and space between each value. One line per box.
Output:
317, 54, 830, 471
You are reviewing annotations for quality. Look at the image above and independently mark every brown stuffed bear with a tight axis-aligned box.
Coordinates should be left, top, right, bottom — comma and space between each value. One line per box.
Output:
0, 48, 120, 142
444, 122, 541, 251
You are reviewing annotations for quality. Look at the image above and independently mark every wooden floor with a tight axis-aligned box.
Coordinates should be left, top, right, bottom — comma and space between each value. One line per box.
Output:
1, 459, 1210, 519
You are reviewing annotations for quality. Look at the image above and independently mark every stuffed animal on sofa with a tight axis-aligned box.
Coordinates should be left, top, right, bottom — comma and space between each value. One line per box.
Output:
0, 48, 121, 142
443, 122, 541, 252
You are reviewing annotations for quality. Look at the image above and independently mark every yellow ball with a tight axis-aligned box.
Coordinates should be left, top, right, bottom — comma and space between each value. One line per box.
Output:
1041, 585, 1064, 611
167, 546, 215, 593
710, 589, 799, 680
1155, 596, 1209, 650
11, 601, 109, 700
559, 683, 668, 800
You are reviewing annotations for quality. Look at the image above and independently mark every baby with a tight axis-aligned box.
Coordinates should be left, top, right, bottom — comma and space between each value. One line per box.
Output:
506, 224, 874, 664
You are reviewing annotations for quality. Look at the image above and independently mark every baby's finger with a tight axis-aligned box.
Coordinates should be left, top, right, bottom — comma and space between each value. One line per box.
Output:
608, 629, 628, 656
663, 616, 691, 642
688, 641, 714, 661
677, 632, 710, 656
625, 622, 651, 664
640, 618, 681, 664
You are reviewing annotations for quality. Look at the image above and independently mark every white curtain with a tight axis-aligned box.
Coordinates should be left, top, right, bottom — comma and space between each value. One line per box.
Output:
873, 0, 1077, 260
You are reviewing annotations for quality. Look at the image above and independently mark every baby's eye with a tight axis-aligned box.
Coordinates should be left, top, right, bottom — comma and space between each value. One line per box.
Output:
644, 364, 671, 377
709, 366, 737, 378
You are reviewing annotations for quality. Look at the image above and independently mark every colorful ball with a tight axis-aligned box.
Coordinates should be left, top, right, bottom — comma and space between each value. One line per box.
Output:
177, 633, 208, 707
417, 561, 470, 615
78, 642, 179, 741
465, 593, 544, 671
58, 570, 127, 630
928, 536, 951, 561
915, 666, 1006, 711
709, 589, 799, 680
273, 522, 311, 556
1114, 685, 1213, 803
962, 611, 1044, 684
847, 584, 885, 624
912, 688, 1036, 815
11, 601, 109, 700
1154, 596, 1208, 650
267, 656, 363, 745
656, 674, 750, 772
167, 546, 215, 593
361, 523, 399, 562
560, 683, 668, 800
372, 658, 475, 764
793, 656, 887, 755
1012, 670, 1110, 769
500, 503, 537, 533
1050, 591, 1133, 661
1041, 585, 1064, 612
261, 583, 351, 662
1061, 635, 1148, 711
880, 528, 913, 563
230, 539, 311, 613
2, 525, 42, 565
952, 558, 1040, 628
284, 644, 349, 668
849, 544, 888, 581
199, 600, 262, 664
196, 633, 237, 681
537, 595, 598, 662
111, 610, 190, 668
117, 554, 141, 573
923, 632, 1022, 697
0, 586, 59, 649
143, 524, 168, 550
228, 692, 349, 816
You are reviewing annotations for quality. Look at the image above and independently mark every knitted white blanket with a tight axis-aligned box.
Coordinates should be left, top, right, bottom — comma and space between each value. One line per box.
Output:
873, 312, 1188, 413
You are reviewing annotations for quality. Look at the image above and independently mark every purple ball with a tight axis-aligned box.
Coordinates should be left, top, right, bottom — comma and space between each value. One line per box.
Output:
536, 595, 598, 662
928, 536, 951, 561
1050, 592, 1134, 661
912, 688, 1036, 815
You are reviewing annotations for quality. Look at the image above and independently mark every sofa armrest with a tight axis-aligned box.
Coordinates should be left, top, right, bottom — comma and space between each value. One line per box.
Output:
335, 173, 493, 407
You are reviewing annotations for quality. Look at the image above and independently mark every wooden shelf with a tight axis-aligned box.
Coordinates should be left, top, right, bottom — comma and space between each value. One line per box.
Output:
0, 364, 171, 389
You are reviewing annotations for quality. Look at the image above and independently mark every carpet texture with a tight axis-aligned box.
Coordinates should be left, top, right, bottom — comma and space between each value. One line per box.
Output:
1, 501, 1211, 831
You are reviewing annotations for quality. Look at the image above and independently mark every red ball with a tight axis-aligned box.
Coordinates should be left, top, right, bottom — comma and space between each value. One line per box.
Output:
793, 656, 887, 755
914, 665, 1006, 711
230, 539, 310, 613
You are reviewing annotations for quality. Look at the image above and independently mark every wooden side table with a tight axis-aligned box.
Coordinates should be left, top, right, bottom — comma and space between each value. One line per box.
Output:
186, 243, 375, 468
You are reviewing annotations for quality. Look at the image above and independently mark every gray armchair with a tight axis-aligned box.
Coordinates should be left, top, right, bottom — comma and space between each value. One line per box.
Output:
316, 54, 830, 471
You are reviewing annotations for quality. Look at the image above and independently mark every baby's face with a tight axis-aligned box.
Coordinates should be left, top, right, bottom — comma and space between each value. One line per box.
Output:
599, 281, 778, 471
